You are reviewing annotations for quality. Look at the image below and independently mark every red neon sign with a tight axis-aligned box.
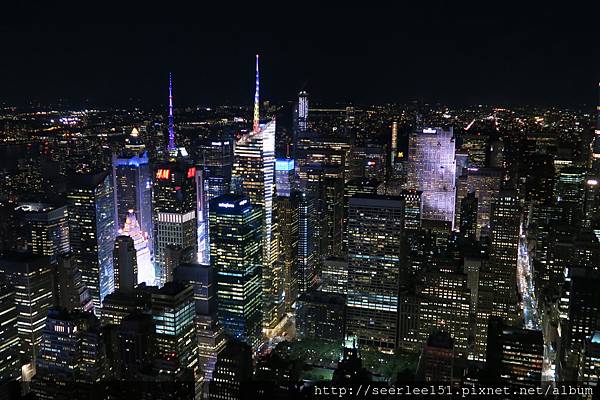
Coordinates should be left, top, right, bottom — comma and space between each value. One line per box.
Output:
155, 169, 171, 180
187, 167, 196, 179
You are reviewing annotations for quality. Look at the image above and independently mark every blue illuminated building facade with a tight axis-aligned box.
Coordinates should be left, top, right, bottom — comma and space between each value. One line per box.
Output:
275, 158, 295, 197
67, 171, 117, 310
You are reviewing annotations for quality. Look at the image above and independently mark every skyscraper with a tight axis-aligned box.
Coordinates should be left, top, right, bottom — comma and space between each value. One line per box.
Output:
148, 282, 198, 378
406, 127, 456, 227
16, 203, 70, 263
297, 90, 308, 133
209, 340, 253, 400
579, 331, 600, 386
119, 211, 154, 285
209, 194, 263, 347
561, 267, 600, 379
488, 189, 521, 315
197, 138, 234, 201
459, 191, 478, 241
67, 171, 117, 309
173, 262, 226, 383
276, 190, 300, 312
54, 253, 93, 312
32, 308, 107, 399
231, 55, 282, 330
591, 81, 600, 173
346, 195, 404, 352
275, 158, 295, 197
390, 121, 398, 167
113, 235, 137, 293
112, 128, 153, 255
153, 75, 198, 285
455, 167, 502, 239
0, 253, 54, 362
343, 177, 380, 251
195, 166, 210, 265
486, 317, 544, 387
153, 159, 198, 285
301, 163, 344, 258
297, 191, 317, 295
319, 257, 348, 294
0, 281, 20, 384
475, 190, 521, 360
417, 259, 472, 358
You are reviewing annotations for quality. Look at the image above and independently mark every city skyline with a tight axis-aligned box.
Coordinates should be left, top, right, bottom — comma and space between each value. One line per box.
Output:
2, 10, 600, 399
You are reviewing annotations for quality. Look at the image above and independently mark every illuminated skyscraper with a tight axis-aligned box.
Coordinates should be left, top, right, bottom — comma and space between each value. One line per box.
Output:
276, 190, 300, 311
297, 90, 308, 133
275, 158, 295, 197
417, 260, 472, 358
579, 331, 600, 386
488, 190, 521, 310
0, 253, 54, 362
209, 194, 262, 347
592, 82, 600, 173
301, 163, 344, 258
197, 138, 233, 201
561, 267, 600, 378
149, 282, 198, 378
67, 171, 116, 310
113, 235, 137, 293
153, 74, 199, 285
346, 195, 404, 352
455, 167, 502, 239
231, 55, 282, 330
319, 257, 348, 295
390, 121, 398, 166
297, 191, 317, 295
554, 166, 586, 225
406, 127, 456, 227
195, 167, 210, 265
486, 317, 544, 387
343, 177, 380, 251
0, 281, 20, 384
153, 159, 198, 285
399, 189, 422, 231
112, 128, 153, 255
475, 190, 521, 360
32, 307, 106, 396
119, 211, 154, 286
16, 203, 70, 263
173, 262, 226, 383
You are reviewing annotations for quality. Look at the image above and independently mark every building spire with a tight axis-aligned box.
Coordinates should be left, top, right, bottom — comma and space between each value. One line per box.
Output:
168, 72, 176, 151
253, 54, 260, 133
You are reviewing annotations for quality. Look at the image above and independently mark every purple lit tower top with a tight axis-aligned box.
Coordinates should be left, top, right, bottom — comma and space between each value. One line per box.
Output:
253, 54, 260, 133
168, 72, 176, 152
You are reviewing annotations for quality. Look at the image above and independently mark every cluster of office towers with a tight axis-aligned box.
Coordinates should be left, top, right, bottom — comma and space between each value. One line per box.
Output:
4, 61, 600, 398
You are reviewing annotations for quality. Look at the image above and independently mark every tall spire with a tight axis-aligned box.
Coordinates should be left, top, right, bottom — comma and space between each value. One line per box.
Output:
168, 72, 176, 151
253, 54, 260, 133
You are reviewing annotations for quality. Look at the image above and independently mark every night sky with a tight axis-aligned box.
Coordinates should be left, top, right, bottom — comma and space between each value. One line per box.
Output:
1, 4, 599, 108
